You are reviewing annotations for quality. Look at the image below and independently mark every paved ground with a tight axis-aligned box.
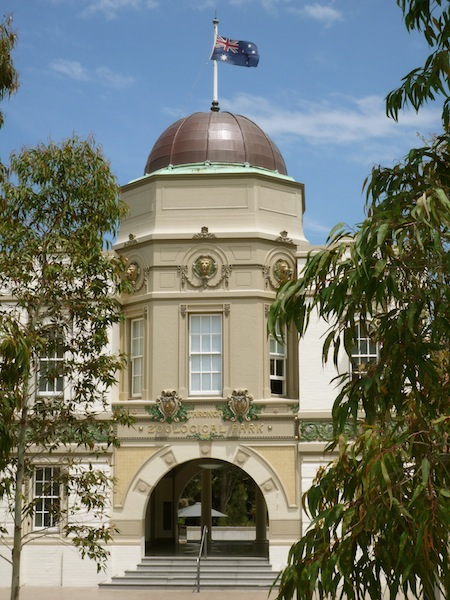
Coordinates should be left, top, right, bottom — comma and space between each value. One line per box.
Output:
0, 588, 279, 600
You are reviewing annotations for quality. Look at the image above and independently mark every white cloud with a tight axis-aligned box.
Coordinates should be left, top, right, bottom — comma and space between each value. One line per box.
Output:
81, 0, 159, 20
222, 92, 440, 151
297, 3, 343, 26
49, 59, 90, 81
229, 0, 285, 11
95, 66, 135, 89
303, 214, 335, 237
228, 0, 342, 23
189, 0, 217, 9
50, 59, 135, 89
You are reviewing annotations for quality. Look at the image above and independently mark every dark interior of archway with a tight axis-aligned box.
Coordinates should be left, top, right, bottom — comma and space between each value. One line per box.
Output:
145, 460, 269, 558
180, 463, 261, 525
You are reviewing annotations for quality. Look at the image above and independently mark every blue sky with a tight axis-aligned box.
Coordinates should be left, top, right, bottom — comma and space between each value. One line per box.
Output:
0, 0, 442, 244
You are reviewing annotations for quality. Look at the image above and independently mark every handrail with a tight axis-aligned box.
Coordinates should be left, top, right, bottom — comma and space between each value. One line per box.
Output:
196, 526, 208, 592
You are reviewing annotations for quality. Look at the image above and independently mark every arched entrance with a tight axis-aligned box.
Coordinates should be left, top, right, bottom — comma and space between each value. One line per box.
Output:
117, 442, 299, 569
145, 458, 269, 557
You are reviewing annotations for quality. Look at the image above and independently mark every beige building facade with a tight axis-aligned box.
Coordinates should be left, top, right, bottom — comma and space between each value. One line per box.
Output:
107, 110, 334, 575
0, 110, 348, 587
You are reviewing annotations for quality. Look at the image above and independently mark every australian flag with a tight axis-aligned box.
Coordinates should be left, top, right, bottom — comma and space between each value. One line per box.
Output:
210, 35, 259, 67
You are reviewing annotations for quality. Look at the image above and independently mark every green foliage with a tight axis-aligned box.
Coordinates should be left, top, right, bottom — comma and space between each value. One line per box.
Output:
387, 1, 450, 127
180, 464, 257, 526
0, 136, 133, 595
270, 131, 450, 600
0, 15, 18, 129
221, 482, 249, 526
269, 2, 450, 596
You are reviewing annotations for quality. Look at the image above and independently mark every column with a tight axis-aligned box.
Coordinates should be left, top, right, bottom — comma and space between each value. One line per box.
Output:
255, 485, 267, 543
201, 468, 212, 542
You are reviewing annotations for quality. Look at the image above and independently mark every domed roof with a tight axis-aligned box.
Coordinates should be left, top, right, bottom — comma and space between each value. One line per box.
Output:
144, 111, 287, 176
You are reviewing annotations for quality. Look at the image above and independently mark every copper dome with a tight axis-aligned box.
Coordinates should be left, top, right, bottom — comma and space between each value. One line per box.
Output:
145, 111, 287, 176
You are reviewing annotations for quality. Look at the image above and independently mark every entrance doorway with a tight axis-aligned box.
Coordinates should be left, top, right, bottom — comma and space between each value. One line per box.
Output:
145, 459, 269, 558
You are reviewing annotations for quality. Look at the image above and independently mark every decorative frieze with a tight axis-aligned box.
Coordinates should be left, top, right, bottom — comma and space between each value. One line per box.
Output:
299, 420, 357, 442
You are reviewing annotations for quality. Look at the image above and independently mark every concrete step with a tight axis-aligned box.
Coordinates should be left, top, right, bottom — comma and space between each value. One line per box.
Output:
100, 555, 278, 590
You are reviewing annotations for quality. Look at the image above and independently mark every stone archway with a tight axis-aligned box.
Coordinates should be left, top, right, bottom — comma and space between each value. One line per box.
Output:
115, 441, 300, 568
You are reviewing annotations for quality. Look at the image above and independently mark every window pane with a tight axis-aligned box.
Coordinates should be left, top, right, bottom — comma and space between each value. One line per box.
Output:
211, 373, 221, 391
201, 373, 211, 391
191, 316, 201, 334
211, 334, 221, 353
201, 335, 211, 352
133, 357, 143, 377
191, 335, 200, 352
191, 355, 201, 371
271, 379, 283, 395
201, 355, 211, 371
191, 373, 201, 391
211, 316, 221, 334
212, 355, 222, 371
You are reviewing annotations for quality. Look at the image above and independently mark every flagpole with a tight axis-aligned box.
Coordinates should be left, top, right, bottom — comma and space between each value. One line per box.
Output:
211, 17, 220, 112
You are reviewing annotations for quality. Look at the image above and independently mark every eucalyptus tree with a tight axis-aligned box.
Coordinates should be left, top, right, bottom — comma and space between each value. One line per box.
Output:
0, 137, 133, 600
269, 1, 450, 598
0, 14, 18, 129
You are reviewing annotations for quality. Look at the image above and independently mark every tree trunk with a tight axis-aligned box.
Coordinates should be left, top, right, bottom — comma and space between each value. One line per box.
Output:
10, 405, 28, 600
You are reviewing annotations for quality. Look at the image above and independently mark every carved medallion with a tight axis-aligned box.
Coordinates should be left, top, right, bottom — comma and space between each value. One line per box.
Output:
193, 255, 217, 280
126, 261, 140, 283
274, 259, 293, 285
178, 256, 232, 289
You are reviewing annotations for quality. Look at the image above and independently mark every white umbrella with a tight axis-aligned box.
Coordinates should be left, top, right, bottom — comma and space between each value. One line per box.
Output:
178, 502, 227, 518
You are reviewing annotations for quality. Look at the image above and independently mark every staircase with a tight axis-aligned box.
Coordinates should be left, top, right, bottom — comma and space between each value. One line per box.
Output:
99, 555, 278, 590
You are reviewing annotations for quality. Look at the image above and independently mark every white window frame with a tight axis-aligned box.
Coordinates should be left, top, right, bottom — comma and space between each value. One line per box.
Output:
130, 317, 144, 397
37, 332, 64, 396
351, 322, 378, 378
189, 314, 222, 396
270, 323, 287, 396
33, 466, 61, 531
